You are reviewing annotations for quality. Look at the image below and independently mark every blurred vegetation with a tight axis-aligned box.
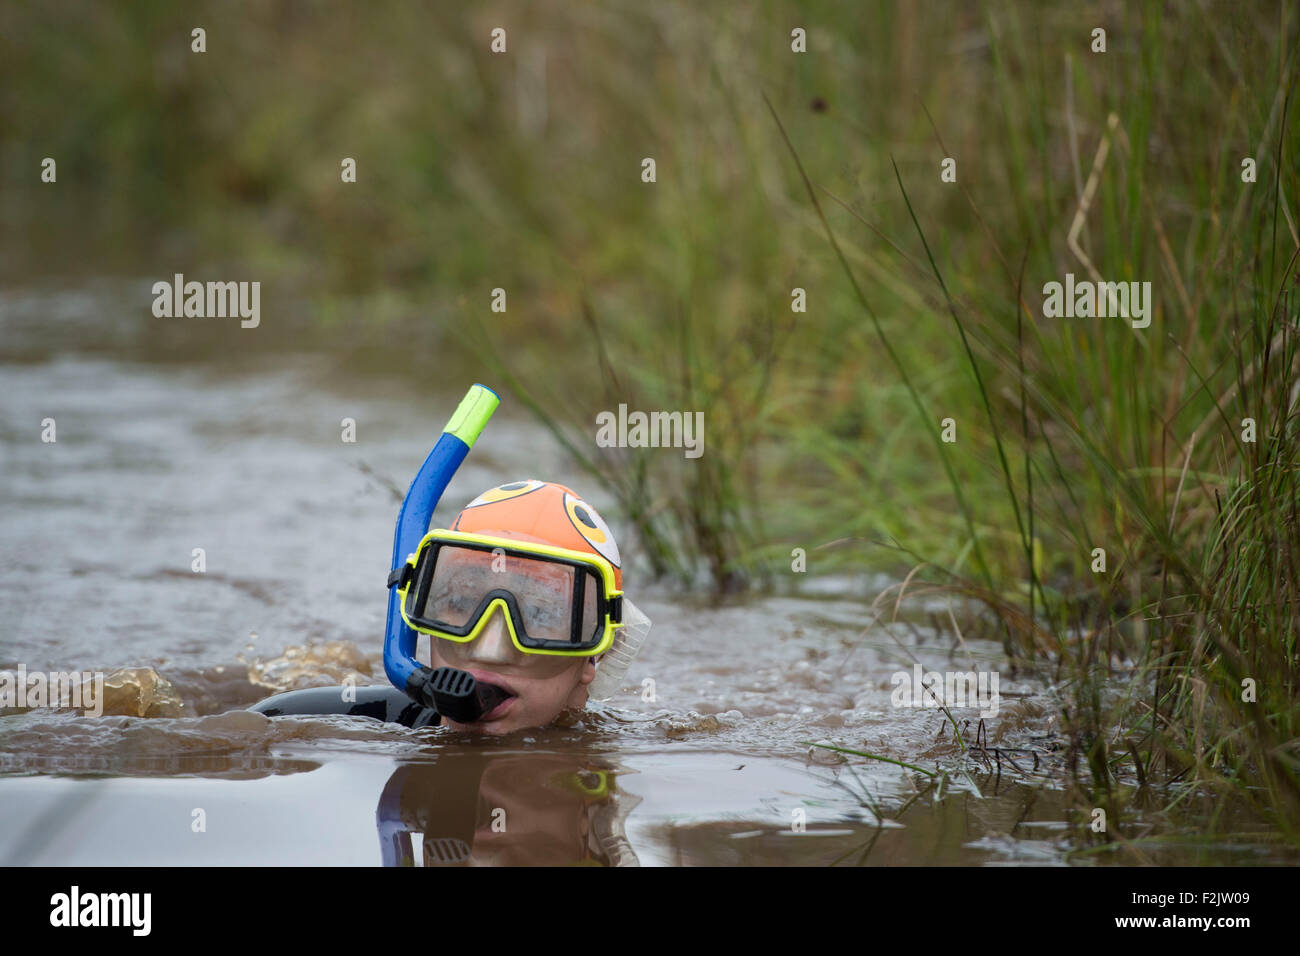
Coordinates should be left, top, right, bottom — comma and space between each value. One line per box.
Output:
2, 1, 1297, 844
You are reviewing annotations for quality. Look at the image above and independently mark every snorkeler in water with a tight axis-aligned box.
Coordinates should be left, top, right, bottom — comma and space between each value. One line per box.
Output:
250, 478, 650, 733
249, 386, 651, 734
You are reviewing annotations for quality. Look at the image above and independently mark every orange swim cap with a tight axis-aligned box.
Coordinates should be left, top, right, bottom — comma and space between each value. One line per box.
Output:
451, 480, 623, 590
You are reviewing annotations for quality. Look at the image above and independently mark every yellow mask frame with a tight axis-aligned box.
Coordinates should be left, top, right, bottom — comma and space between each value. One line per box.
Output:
394, 529, 623, 657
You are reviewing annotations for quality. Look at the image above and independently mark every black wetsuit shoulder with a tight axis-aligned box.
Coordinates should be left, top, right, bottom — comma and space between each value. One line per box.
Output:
247, 685, 440, 728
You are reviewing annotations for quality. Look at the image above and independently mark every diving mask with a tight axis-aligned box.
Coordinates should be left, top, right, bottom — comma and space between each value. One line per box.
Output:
392, 529, 623, 657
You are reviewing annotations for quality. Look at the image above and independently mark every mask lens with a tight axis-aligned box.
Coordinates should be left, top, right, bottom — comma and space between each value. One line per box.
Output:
509, 555, 576, 643
417, 544, 602, 647
421, 546, 496, 628
580, 569, 602, 642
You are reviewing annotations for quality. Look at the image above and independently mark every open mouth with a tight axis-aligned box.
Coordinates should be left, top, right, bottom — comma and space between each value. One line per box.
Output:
469, 672, 518, 722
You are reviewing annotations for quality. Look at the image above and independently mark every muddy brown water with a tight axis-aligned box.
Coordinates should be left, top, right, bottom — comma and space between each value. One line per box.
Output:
1, 282, 1290, 865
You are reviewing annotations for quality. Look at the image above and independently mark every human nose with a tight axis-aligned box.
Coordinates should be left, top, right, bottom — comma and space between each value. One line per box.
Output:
466, 606, 519, 665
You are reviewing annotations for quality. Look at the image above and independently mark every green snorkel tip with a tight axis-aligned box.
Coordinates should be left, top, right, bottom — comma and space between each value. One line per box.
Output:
443, 384, 500, 447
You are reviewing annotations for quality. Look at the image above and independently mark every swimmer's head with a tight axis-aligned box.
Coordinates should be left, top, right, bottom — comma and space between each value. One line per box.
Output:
427, 480, 623, 735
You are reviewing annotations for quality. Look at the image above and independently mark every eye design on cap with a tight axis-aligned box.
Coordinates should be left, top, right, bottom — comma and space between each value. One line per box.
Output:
564, 492, 620, 567
464, 479, 545, 508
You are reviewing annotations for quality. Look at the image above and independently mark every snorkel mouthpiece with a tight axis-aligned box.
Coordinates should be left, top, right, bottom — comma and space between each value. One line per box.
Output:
412, 667, 510, 724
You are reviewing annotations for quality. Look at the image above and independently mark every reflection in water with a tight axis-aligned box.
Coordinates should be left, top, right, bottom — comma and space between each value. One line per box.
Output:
377, 753, 640, 867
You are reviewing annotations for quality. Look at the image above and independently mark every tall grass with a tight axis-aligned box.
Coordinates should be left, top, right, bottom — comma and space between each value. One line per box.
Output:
758, 6, 1300, 842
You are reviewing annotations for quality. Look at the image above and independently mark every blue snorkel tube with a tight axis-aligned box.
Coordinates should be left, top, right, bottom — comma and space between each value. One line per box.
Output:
383, 384, 499, 707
